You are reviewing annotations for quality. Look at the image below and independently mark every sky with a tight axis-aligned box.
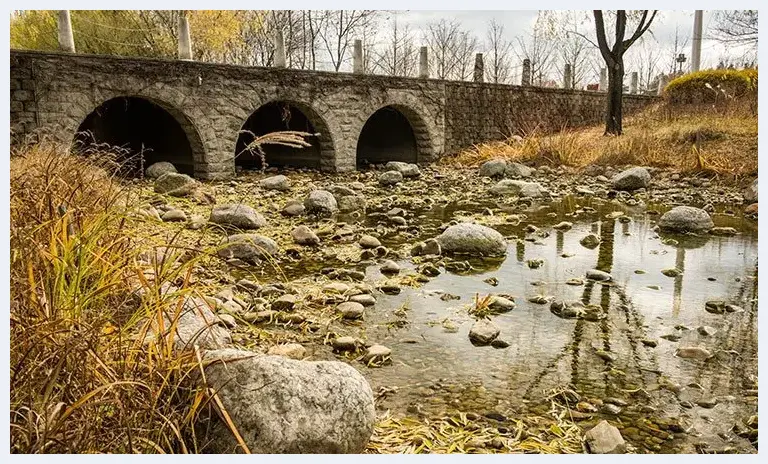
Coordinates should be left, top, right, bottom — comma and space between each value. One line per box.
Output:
361, 10, 756, 85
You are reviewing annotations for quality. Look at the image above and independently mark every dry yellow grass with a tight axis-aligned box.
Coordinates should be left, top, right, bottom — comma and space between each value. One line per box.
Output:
445, 101, 758, 178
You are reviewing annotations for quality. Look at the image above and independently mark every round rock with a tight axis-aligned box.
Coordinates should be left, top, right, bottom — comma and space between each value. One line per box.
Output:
436, 223, 507, 256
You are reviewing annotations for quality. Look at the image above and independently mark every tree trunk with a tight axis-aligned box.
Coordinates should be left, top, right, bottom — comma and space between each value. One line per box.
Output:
604, 60, 625, 135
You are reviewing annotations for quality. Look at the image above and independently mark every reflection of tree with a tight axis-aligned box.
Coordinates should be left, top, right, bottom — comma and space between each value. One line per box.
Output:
556, 231, 564, 256
516, 240, 525, 263
672, 248, 686, 316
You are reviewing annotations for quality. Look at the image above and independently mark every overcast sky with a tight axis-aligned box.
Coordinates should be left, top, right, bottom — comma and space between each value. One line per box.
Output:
357, 10, 756, 85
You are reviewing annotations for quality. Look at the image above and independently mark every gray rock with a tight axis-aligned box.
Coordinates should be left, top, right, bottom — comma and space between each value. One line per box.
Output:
217, 234, 279, 263
282, 202, 306, 217
304, 190, 338, 216
359, 235, 381, 249
362, 344, 392, 364
154, 172, 197, 197
553, 221, 573, 231
744, 179, 758, 203
580, 233, 601, 249
478, 159, 508, 178
380, 260, 401, 274
469, 319, 500, 345
267, 343, 306, 360
337, 195, 366, 213
675, 346, 712, 360
332, 336, 360, 352
488, 295, 516, 312
291, 225, 320, 246
157, 296, 231, 350
260, 175, 291, 191
505, 162, 533, 178
697, 326, 717, 336
586, 269, 613, 282
210, 204, 267, 230
611, 167, 651, 191
422, 238, 441, 255
385, 161, 420, 177
379, 170, 403, 186
709, 227, 738, 236
490, 179, 548, 198
271, 294, 297, 311
201, 350, 375, 453
145, 161, 177, 179
437, 223, 507, 256
337, 301, 364, 320
659, 206, 714, 233
585, 420, 626, 454
349, 294, 376, 306
161, 209, 187, 222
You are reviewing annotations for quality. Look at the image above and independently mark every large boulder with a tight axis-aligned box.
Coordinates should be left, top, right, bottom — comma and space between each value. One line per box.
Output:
385, 161, 420, 178
478, 159, 507, 178
505, 162, 533, 178
611, 167, 651, 191
658, 206, 714, 233
489, 179, 548, 198
744, 179, 758, 203
584, 420, 626, 454
378, 170, 403, 186
217, 234, 279, 263
154, 172, 197, 197
200, 350, 375, 453
210, 204, 266, 230
260, 175, 291, 191
145, 161, 177, 179
304, 190, 338, 216
436, 223, 507, 256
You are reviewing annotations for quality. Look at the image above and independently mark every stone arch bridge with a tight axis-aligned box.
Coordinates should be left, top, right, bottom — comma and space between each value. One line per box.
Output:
11, 50, 656, 180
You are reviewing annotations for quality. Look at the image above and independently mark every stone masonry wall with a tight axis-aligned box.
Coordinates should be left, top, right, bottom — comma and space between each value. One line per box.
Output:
11, 50, 658, 179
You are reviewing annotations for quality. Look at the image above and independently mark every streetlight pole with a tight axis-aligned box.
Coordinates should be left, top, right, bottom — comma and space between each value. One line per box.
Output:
691, 10, 703, 72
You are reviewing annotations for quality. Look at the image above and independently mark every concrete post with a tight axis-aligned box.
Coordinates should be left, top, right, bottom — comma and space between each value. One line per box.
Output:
177, 12, 193, 60
599, 68, 607, 91
521, 59, 531, 86
473, 53, 484, 83
691, 10, 703, 72
630, 72, 638, 94
657, 74, 668, 95
563, 63, 572, 89
57, 10, 75, 53
353, 39, 363, 74
273, 27, 286, 68
419, 46, 429, 78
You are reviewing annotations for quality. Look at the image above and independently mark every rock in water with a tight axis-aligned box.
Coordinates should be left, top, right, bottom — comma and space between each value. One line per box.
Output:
200, 350, 375, 453
490, 179, 548, 198
675, 346, 712, 360
580, 233, 601, 249
145, 161, 177, 179
379, 170, 404, 186
304, 190, 338, 216
584, 420, 626, 454
586, 269, 613, 282
478, 159, 508, 178
437, 223, 507, 256
291, 225, 320, 246
743, 178, 758, 203
385, 161, 420, 177
611, 167, 651, 191
260, 175, 291, 191
154, 172, 197, 197
217, 234, 279, 263
469, 319, 500, 345
658, 206, 714, 233
210, 204, 267, 229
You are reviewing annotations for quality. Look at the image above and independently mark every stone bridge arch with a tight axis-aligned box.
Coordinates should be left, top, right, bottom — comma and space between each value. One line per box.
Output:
352, 93, 442, 168
233, 98, 336, 171
63, 85, 208, 177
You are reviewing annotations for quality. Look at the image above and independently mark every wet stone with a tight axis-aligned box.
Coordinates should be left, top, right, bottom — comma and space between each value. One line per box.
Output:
349, 294, 376, 306
586, 269, 613, 282
359, 235, 381, 249
363, 344, 392, 364
580, 234, 601, 249
676, 346, 712, 360
469, 319, 500, 345
332, 336, 360, 352
380, 260, 401, 274
705, 300, 726, 314
271, 294, 297, 311
585, 420, 627, 454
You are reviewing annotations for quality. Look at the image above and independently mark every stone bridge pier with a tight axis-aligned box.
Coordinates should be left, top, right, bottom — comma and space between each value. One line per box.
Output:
10, 50, 657, 180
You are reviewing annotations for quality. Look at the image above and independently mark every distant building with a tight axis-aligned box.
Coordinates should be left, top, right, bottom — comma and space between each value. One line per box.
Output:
586, 83, 599, 91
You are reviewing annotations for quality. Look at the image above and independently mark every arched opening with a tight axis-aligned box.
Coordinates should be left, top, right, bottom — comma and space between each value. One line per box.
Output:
73, 97, 200, 176
356, 106, 418, 168
235, 101, 324, 170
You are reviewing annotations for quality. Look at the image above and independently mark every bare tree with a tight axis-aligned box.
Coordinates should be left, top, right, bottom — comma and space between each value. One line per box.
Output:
423, 19, 479, 81
513, 15, 556, 86
370, 14, 417, 76
484, 19, 513, 84
663, 25, 690, 76
593, 10, 658, 135
631, 37, 661, 93
318, 10, 380, 72
711, 10, 758, 48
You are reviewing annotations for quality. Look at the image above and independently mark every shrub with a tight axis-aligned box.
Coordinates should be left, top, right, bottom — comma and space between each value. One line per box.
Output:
664, 68, 758, 105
